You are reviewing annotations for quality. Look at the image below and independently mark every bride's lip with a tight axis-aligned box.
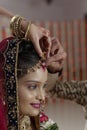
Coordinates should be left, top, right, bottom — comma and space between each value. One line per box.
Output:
30, 103, 41, 109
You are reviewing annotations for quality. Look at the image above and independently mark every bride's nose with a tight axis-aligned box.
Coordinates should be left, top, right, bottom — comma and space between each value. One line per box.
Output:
36, 88, 45, 101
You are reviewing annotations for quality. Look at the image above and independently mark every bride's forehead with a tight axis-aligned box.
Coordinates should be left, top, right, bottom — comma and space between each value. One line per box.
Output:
19, 67, 48, 83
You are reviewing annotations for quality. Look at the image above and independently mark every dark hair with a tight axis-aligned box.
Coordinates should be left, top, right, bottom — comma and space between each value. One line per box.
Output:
17, 39, 41, 78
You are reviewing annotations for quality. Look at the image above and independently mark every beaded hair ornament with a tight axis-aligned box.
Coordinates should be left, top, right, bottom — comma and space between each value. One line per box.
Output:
17, 59, 46, 76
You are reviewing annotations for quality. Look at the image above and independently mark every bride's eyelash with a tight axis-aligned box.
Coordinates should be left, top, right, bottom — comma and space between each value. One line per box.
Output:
43, 83, 47, 88
26, 82, 47, 90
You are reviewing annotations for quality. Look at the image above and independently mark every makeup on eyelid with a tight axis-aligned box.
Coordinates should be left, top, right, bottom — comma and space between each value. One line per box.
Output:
24, 81, 47, 88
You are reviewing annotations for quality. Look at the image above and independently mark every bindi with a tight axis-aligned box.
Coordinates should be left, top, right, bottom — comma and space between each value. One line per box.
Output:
41, 62, 46, 71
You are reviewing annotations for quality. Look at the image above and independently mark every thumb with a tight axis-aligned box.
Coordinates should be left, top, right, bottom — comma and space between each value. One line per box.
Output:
33, 39, 43, 57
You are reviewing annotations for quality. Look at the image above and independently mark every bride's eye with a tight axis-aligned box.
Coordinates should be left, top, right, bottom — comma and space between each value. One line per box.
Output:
27, 84, 37, 90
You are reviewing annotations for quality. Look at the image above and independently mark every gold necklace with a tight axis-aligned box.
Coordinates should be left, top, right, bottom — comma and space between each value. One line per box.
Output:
19, 115, 32, 130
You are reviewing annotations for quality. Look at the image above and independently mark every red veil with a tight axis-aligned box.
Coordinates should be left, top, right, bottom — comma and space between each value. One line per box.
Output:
0, 37, 32, 130
0, 37, 13, 130
0, 37, 58, 130
0, 98, 7, 130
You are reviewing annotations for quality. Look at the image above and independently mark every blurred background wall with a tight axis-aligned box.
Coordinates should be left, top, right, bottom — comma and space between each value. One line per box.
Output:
0, 0, 87, 21
0, 0, 86, 130
45, 100, 85, 130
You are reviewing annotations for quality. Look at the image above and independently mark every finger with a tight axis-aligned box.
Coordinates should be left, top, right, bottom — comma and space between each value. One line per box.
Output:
51, 38, 63, 55
51, 46, 64, 57
33, 38, 43, 57
48, 62, 60, 68
46, 37, 52, 58
53, 63, 63, 71
40, 37, 50, 53
41, 28, 50, 35
46, 52, 66, 65
47, 62, 61, 72
41, 36, 52, 58
40, 27, 50, 36
51, 52, 66, 62
51, 41, 59, 55
39, 38, 45, 52
43, 29, 50, 36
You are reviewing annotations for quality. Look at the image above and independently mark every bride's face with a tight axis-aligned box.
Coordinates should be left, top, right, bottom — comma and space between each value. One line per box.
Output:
18, 67, 47, 116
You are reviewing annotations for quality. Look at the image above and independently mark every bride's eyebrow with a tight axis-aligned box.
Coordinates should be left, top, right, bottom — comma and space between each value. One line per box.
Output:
24, 80, 47, 84
24, 80, 41, 84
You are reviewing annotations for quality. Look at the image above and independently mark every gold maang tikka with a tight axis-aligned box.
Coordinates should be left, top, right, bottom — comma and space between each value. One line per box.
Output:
17, 52, 47, 74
